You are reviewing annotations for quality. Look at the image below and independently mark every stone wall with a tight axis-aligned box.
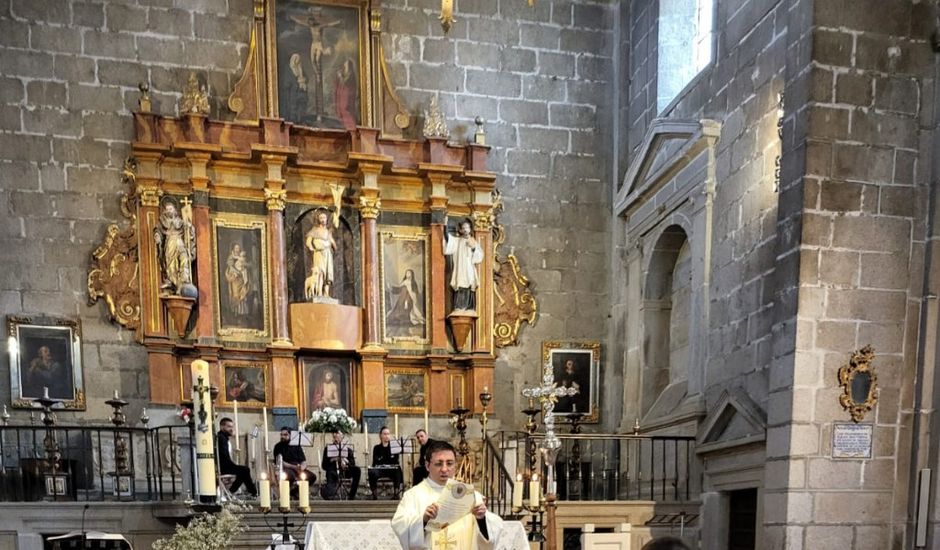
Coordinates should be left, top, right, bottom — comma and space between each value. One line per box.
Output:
380, 0, 617, 426
0, 0, 615, 428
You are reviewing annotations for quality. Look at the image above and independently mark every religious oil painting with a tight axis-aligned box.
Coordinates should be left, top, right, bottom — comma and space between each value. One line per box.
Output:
212, 216, 270, 341
274, 0, 369, 130
379, 226, 430, 347
220, 362, 270, 409
302, 357, 354, 418
385, 368, 428, 413
7, 315, 85, 410
542, 340, 601, 423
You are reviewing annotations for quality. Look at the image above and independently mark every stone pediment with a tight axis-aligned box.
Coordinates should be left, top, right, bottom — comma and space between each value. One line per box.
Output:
614, 119, 720, 217
695, 388, 766, 455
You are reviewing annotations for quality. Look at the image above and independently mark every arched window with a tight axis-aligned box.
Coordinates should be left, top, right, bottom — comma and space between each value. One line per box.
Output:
657, 0, 714, 113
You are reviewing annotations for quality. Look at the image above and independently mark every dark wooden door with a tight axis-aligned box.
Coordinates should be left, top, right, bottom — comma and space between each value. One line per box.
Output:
728, 488, 757, 550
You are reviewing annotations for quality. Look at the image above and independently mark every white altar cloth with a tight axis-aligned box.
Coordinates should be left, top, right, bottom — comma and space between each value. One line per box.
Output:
304, 520, 530, 550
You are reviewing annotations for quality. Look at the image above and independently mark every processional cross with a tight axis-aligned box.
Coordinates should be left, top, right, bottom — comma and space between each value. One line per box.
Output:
521, 369, 578, 451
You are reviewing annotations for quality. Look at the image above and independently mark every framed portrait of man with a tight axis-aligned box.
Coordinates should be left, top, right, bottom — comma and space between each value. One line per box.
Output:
542, 340, 601, 423
212, 215, 270, 342
220, 362, 270, 408
272, 0, 371, 130
301, 357, 355, 418
7, 315, 85, 410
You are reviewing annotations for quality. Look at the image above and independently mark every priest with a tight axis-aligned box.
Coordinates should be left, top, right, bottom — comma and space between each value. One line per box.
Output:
392, 441, 503, 550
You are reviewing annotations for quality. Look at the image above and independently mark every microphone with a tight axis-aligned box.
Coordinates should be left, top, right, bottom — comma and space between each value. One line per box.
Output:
81, 504, 90, 549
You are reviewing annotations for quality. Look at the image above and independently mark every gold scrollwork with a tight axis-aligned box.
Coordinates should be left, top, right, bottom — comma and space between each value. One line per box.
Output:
359, 196, 382, 219
264, 188, 287, 211
471, 208, 495, 232
88, 158, 142, 332
491, 189, 537, 347
838, 345, 878, 423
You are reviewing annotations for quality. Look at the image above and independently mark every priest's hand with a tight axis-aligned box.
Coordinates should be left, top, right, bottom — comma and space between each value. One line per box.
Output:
423, 503, 439, 525
472, 501, 488, 520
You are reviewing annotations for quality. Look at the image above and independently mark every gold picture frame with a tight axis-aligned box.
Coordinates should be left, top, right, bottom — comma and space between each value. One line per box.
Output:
220, 361, 271, 409
7, 315, 86, 410
211, 214, 271, 342
379, 225, 431, 349
449, 373, 465, 410
384, 367, 429, 413
271, 0, 373, 129
838, 345, 878, 423
541, 340, 601, 423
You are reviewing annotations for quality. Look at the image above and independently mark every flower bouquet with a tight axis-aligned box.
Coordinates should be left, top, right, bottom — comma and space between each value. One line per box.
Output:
303, 407, 358, 433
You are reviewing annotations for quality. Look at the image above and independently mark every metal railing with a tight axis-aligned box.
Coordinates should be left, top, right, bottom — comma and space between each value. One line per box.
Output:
481, 431, 700, 509
0, 423, 194, 502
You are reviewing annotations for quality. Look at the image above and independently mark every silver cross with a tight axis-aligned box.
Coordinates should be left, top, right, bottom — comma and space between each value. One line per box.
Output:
521, 368, 578, 450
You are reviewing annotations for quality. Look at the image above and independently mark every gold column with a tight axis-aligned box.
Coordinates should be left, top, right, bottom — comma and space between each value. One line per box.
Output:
262, 154, 292, 346
136, 151, 167, 340
470, 178, 496, 355
184, 150, 216, 343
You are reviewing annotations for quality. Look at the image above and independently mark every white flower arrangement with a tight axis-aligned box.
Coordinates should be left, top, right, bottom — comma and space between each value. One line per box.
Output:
152, 505, 247, 550
303, 407, 358, 433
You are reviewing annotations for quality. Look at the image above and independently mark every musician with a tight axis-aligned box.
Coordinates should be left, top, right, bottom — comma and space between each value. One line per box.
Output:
321, 429, 361, 500
216, 417, 257, 497
412, 428, 436, 485
369, 426, 403, 499
272, 427, 317, 495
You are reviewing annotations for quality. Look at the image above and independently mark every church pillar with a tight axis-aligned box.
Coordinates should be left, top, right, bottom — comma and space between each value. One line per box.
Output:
136, 151, 167, 340
421, 166, 454, 356
470, 176, 497, 355
262, 154, 292, 347
182, 149, 218, 344
358, 161, 387, 409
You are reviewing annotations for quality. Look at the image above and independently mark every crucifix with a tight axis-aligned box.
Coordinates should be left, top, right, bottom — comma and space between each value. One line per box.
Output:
521, 369, 578, 451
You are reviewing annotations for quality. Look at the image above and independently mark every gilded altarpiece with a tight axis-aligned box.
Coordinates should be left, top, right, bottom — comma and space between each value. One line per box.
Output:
87, 0, 537, 423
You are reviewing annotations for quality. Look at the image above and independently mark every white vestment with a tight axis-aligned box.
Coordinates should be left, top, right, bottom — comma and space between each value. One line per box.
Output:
443, 233, 484, 291
391, 479, 503, 550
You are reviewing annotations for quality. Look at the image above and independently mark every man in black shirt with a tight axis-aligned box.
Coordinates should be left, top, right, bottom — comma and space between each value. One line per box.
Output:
272, 427, 317, 494
411, 428, 435, 485
217, 417, 257, 496
369, 426, 403, 499
321, 430, 361, 499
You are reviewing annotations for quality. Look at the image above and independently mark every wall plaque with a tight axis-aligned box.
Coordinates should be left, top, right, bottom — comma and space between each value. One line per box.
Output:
832, 422, 873, 459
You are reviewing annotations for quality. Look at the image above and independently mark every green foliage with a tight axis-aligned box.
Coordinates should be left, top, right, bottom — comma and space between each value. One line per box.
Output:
152, 505, 247, 550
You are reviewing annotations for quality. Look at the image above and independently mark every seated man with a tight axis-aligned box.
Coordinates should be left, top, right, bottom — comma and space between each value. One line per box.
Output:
272, 427, 317, 495
321, 430, 361, 500
392, 440, 503, 550
216, 417, 257, 497
411, 429, 435, 486
369, 426, 403, 499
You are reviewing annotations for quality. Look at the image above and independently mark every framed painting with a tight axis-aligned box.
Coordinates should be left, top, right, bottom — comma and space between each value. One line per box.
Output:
212, 215, 270, 342
385, 367, 428, 413
449, 373, 465, 410
379, 226, 430, 348
302, 357, 354, 417
542, 340, 601, 423
220, 361, 270, 408
273, 0, 372, 130
7, 316, 85, 410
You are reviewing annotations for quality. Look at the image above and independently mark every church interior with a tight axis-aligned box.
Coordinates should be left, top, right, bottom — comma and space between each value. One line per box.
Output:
2, 0, 940, 549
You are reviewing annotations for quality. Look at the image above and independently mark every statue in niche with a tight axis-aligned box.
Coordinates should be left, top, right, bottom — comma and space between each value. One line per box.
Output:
154, 197, 197, 298
443, 217, 483, 312
305, 208, 337, 301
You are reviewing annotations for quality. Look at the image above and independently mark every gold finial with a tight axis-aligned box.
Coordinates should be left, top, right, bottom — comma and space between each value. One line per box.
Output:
138, 82, 152, 113
179, 72, 210, 116
439, 0, 456, 33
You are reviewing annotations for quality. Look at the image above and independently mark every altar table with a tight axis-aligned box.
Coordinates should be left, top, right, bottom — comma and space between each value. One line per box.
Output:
304, 519, 531, 550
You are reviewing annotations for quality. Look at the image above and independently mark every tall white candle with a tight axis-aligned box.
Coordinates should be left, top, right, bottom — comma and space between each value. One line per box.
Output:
513, 473, 523, 508
233, 400, 240, 451
279, 472, 290, 510
394, 413, 399, 436
259, 473, 271, 510
364, 419, 369, 441
529, 474, 540, 508
262, 407, 270, 451
298, 472, 310, 511
424, 408, 429, 432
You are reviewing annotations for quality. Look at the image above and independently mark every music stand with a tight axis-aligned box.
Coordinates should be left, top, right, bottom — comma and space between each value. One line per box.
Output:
325, 442, 354, 500
289, 431, 313, 447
